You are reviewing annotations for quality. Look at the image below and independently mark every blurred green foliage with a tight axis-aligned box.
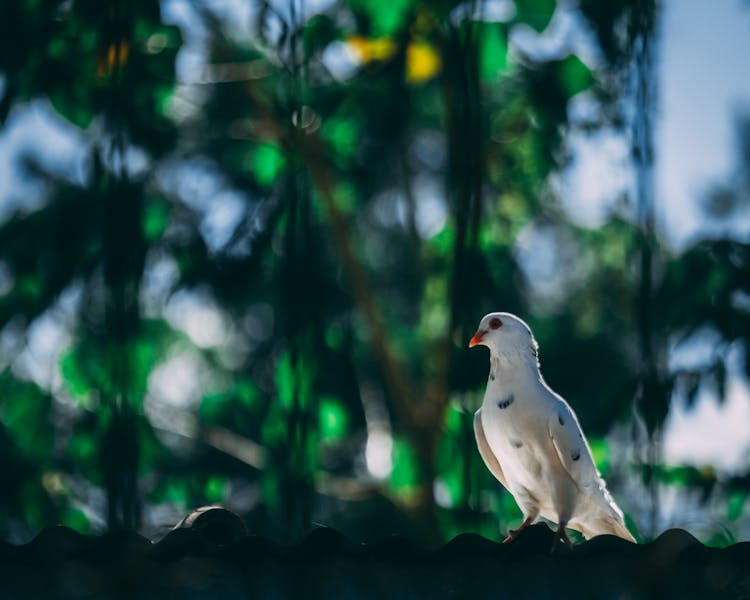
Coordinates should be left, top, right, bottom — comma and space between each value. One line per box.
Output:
0, 0, 748, 546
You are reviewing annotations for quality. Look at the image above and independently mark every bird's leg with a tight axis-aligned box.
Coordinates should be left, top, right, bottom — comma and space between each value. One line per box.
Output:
503, 516, 535, 543
550, 521, 571, 553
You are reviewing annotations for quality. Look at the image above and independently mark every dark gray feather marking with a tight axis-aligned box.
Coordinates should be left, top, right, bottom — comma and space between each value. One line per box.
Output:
497, 394, 514, 409
489, 372, 495, 382
511, 439, 523, 449
558, 412, 564, 426
571, 450, 580, 461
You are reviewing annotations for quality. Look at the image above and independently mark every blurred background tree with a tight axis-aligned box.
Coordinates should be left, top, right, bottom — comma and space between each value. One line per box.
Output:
0, 0, 749, 547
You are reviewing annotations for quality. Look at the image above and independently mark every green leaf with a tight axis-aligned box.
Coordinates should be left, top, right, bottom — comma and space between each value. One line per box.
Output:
556, 54, 595, 98
275, 351, 295, 409
205, 476, 228, 503
318, 396, 349, 442
324, 325, 345, 350
513, 0, 556, 33
429, 223, 454, 255
330, 182, 358, 213
235, 378, 261, 408
323, 115, 359, 164
261, 471, 280, 506
159, 479, 189, 506
67, 431, 96, 463
61, 508, 91, 533
587, 436, 610, 477
143, 199, 169, 241
15, 275, 43, 300
500, 488, 523, 523
252, 143, 286, 187
59, 348, 95, 406
134, 416, 167, 476
0, 379, 52, 460
727, 491, 747, 521
349, 0, 413, 36
199, 380, 259, 422
442, 403, 463, 431
479, 23, 508, 80
48, 87, 96, 130
20, 480, 48, 530
65, 427, 102, 485
645, 464, 716, 489
261, 403, 288, 447
199, 392, 227, 422
60, 321, 171, 408
705, 527, 736, 548
389, 437, 420, 500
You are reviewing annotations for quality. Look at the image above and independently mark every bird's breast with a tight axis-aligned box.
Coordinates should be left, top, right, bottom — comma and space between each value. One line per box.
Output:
480, 390, 559, 499
481, 386, 546, 436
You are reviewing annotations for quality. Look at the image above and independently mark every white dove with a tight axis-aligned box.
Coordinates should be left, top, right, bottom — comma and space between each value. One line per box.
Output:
469, 312, 635, 546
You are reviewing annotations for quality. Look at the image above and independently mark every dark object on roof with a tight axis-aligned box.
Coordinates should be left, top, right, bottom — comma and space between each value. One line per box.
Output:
173, 505, 248, 545
1, 511, 748, 598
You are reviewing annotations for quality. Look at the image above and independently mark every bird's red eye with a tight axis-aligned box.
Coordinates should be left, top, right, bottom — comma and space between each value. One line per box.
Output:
489, 318, 503, 330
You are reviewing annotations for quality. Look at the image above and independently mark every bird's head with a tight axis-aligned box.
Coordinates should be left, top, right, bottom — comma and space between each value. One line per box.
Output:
468, 312, 538, 358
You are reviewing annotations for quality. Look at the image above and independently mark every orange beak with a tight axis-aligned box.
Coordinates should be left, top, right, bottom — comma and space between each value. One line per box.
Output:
469, 330, 486, 348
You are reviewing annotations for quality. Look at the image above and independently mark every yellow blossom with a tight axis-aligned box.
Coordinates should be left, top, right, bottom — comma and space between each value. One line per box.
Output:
347, 36, 397, 63
406, 41, 441, 84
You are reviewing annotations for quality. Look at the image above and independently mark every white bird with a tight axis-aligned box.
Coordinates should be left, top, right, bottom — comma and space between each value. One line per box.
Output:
469, 312, 635, 546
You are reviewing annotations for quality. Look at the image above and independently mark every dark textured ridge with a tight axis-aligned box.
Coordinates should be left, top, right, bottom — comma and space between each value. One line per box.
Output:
1, 518, 749, 599
435, 532, 503, 559
360, 533, 427, 561
294, 526, 361, 557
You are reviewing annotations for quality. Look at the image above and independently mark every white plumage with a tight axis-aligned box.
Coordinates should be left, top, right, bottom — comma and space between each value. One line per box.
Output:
469, 312, 635, 545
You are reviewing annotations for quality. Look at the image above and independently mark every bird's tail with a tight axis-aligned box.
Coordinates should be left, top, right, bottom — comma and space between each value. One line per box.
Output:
583, 516, 636, 543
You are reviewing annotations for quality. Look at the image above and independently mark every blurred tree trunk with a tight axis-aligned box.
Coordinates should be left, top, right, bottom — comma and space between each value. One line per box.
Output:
98, 0, 146, 530
630, 0, 666, 537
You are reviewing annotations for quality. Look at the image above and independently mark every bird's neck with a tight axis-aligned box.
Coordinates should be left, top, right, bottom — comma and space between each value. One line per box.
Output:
488, 349, 542, 389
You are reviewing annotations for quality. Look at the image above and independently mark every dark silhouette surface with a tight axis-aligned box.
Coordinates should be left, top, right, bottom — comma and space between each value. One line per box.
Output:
1, 508, 748, 598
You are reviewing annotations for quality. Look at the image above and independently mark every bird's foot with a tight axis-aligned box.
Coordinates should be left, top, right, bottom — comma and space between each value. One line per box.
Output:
502, 516, 535, 543
550, 522, 571, 553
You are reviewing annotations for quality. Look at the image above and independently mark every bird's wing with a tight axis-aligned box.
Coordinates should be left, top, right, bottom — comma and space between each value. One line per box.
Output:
548, 400, 625, 522
473, 409, 509, 490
